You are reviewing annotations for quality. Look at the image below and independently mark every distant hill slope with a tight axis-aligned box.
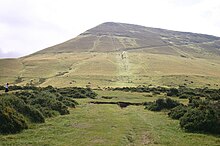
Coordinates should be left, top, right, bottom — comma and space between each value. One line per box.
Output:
1, 22, 220, 88
36, 22, 220, 57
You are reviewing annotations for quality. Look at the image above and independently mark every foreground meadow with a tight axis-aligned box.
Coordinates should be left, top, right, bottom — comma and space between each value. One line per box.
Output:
0, 90, 219, 146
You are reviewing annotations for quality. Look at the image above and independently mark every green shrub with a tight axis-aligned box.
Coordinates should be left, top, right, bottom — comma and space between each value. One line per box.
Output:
30, 92, 69, 116
9, 85, 23, 90
179, 94, 189, 99
167, 88, 179, 96
168, 105, 188, 119
147, 98, 181, 111
42, 85, 57, 93
199, 88, 220, 100
54, 87, 97, 99
0, 85, 5, 90
0, 86, 83, 134
0, 106, 28, 134
0, 94, 45, 123
72, 92, 87, 98
50, 101, 69, 115
152, 90, 160, 95
207, 92, 220, 100
15, 90, 77, 117
62, 98, 78, 108
14, 91, 33, 103
23, 106, 45, 123
180, 107, 219, 134
37, 107, 60, 118
188, 97, 202, 108
112, 86, 169, 94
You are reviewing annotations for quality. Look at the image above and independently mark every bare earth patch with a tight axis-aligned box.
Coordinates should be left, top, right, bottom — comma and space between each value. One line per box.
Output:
141, 132, 152, 145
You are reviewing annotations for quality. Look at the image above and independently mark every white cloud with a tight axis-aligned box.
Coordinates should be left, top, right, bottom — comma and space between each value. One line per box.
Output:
0, 0, 220, 58
0, 48, 22, 58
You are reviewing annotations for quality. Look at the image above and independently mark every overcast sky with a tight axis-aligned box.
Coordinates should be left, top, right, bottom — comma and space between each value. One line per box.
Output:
0, 0, 220, 58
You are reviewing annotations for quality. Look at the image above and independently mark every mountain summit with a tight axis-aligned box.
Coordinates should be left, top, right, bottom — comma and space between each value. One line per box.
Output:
37, 22, 220, 56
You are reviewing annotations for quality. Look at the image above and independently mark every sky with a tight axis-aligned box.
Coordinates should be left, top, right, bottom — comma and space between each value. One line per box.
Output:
0, 0, 220, 58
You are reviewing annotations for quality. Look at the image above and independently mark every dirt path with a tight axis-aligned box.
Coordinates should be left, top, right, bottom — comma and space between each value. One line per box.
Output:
90, 36, 101, 52
115, 51, 134, 86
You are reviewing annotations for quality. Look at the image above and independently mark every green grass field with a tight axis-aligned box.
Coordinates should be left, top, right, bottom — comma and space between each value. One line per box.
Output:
1, 52, 220, 88
0, 90, 219, 146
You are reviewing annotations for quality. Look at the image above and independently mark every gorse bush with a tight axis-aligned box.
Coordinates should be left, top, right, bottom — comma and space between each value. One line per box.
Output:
2, 85, 219, 100
188, 97, 203, 108
0, 96, 29, 134
147, 98, 181, 111
1, 94, 45, 123
113, 86, 220, 101
168, 105, 188, 119
0, 85, 97, 99
169, 98, 220, 134
62, 98, 78, 108
0, 94, 45, 124
143, 86, 220, 134
0, 107, 28, 134
167, 88, 179, 97
25, 106, 45, 123
16, 91, 70, 118
36, 107, 60, 118
180, 105, 220, 134
179, 94, 189, 99
57, 87, 97, 99
0, 85, 91, 134
113, 86, 169, 93
180, 99, 220, 134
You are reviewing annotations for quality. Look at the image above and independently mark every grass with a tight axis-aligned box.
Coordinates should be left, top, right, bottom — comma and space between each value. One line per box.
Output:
0, 90, 219, 146
1, 52, 220, 88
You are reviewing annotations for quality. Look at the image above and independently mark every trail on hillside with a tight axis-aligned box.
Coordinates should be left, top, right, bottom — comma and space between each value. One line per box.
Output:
90, 36, 101, 52
169, 44, 194, 59
115, 51, 134, 86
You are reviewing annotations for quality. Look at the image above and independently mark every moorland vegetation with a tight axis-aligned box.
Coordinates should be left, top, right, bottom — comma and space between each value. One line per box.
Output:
0, 85, 97, 134
0, 85, 219, 135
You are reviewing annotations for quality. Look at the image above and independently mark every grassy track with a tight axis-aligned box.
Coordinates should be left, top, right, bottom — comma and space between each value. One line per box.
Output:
0, 90, 219, 146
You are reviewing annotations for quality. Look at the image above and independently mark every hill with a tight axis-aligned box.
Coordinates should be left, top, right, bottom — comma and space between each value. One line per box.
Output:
36, 22, 220, 56
1, 22, 220, 88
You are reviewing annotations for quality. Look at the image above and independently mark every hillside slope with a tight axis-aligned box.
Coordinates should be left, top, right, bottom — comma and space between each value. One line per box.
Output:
1, 22, 220, 88
36, 22, 220, 57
